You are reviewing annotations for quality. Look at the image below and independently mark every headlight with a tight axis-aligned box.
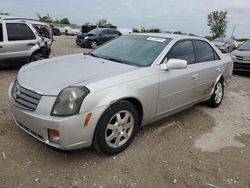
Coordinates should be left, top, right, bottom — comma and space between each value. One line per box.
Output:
84, 36, 89, 39
230, 54, 236, 59
51, 86, 90, 117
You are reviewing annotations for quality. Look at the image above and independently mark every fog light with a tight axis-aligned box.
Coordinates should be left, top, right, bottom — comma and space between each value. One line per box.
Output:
48, 129, 60, 144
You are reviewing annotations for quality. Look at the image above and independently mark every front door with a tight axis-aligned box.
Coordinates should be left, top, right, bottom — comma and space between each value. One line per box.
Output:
157, 40, 201, 116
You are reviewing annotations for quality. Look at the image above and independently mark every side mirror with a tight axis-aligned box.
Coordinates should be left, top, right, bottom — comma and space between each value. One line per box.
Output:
161, 59, 187, 70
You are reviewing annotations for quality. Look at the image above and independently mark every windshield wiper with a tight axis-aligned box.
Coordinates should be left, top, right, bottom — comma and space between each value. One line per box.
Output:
85, 52, 101, 58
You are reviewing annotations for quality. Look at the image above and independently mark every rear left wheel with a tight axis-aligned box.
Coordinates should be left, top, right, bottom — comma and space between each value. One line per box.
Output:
206, 79, 224, 108
93, 100, 139, 155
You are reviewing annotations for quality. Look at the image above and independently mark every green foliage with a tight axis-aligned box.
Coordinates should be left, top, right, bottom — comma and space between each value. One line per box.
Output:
204, 36, 216, 41
96, 19, 111, 26
132, 27, 161, 33
37, 14, 71, 25
37, 14, 53, 23
207, 10, 228, 38
60, 18, 70, 25
0, 12, 10, 15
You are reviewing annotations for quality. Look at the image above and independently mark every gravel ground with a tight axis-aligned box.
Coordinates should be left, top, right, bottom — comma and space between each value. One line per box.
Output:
0, 36, 250, 188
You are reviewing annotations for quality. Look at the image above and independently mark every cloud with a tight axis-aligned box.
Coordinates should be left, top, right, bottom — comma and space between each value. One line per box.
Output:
0, 0, 250, 37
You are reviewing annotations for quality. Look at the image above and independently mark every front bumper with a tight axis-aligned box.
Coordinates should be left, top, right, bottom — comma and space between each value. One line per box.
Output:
75, 39, 91, 47
8, 83, 106, 150
233, 60, 250, 72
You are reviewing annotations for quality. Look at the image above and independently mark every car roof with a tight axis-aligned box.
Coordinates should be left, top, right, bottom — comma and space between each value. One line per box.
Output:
0, 15, 48, 25
130, 33, 205, 41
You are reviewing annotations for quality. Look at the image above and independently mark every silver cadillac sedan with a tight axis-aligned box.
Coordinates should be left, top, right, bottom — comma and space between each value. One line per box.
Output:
8, 34, 233, 155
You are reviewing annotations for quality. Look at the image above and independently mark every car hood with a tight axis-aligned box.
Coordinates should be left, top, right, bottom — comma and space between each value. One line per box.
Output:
231, 49, 250, 57
213, 41, 226, 47
17, 54, 137, 96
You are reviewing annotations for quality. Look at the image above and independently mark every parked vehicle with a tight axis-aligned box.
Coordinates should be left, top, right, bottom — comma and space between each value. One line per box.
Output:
75, 28, 121, 48
50, 25, 61, 36
59, 26, 80, 36
81, 25, 97, 34
231, 39, 250, 73
0, 16, 53, 68
9, 34, 233, 155
213, 37, 236, 53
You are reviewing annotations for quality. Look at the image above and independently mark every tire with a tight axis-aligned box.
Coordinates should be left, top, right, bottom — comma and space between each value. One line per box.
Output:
206, 79, 224, 108
93, 100, 139, 155
30, 52, 43, 62
90, 40, 98, 49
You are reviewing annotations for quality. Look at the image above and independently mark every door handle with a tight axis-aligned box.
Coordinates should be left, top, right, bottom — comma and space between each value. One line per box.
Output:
192, 74, 199, 80
216, 68, 222, 73
27, 43, 36, 46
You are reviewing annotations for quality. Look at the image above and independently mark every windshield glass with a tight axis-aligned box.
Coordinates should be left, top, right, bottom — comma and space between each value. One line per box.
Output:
88, 28, 101, 35
238, 40, 250, 51
90, 35, 171, 67
214, 38, 228, 43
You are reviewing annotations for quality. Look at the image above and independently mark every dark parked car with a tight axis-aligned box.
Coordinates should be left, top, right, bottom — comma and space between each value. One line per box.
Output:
212, 38, 236, 53
231, 39, 250, 73
50, 25, 61, 36
76, 28, 121, 48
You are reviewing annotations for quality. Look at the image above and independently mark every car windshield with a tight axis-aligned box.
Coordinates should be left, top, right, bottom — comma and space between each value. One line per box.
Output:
88, 28, 101, 35
89, 35, 171, 67
238, 40, 250, 51
215, 38, 228, 43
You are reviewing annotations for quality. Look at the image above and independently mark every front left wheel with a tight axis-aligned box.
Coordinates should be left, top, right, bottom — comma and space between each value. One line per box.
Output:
93, 100, 139, 155
30, 52, 44, 62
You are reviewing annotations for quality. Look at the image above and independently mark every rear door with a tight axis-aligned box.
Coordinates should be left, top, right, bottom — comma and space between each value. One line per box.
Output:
4, 23, 37, 61
193, 40, 223, 100
0, 23, 6, 62
157, 40, 201, 115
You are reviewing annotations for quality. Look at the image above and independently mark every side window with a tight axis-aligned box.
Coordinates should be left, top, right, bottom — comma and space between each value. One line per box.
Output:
194, 40, 219, 63
0, 23, 3, 42
6, 23, 36, 41
108, 30, 115, 34
167, 40, 195, 64
101, 29, 109, 35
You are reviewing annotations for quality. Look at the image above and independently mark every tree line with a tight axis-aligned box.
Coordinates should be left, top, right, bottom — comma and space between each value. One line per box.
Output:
1, 11, 246, 41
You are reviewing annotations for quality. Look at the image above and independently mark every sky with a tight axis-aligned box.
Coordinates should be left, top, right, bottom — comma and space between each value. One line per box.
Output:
1, 0, 250, 38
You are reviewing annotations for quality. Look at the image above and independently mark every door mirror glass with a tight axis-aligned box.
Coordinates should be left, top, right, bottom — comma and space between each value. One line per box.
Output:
161, 59, 187, 70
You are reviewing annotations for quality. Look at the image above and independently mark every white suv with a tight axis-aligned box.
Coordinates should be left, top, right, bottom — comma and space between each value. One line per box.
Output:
0, 16, 53, 68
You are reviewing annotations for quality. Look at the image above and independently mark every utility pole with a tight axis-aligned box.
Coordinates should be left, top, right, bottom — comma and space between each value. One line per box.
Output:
231, 25, 236, 38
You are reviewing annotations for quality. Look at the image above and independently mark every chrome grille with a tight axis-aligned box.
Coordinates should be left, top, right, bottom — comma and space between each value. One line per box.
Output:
12, 81, 42, 111
236, 55, 250, 62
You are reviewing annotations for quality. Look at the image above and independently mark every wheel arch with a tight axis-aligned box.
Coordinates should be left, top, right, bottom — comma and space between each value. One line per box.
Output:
210, 74, 224, 96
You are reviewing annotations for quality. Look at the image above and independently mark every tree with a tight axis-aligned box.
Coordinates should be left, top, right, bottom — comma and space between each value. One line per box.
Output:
60, 18, 70, 25
207, 10, 228, 38
0, 12, 10, 15
132, 27, 161, 33
96, 19, 111, 26
37, 14, 53, 23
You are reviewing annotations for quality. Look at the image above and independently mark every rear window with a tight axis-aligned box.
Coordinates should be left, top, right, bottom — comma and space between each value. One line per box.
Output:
194, 40, 219, 62
0, 23, 3, 42
6, 23, 36, 41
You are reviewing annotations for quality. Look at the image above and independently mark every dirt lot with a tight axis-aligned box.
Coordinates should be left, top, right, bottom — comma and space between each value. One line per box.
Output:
0, 36, 250, 188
